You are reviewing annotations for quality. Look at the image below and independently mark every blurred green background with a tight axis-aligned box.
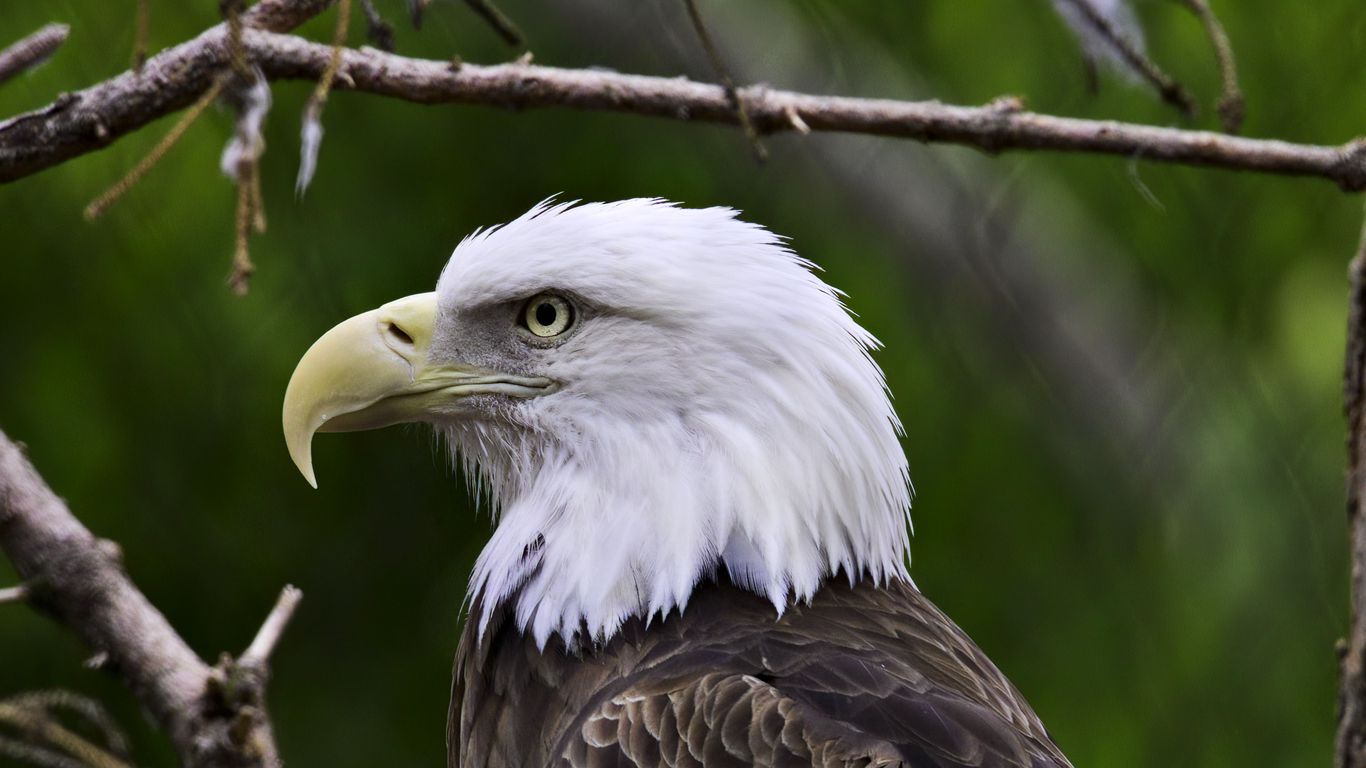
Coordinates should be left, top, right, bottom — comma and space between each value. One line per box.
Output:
2, 0, 1364, 765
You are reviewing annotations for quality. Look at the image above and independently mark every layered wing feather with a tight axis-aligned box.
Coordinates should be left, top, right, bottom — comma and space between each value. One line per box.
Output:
451, 578, 1070, 768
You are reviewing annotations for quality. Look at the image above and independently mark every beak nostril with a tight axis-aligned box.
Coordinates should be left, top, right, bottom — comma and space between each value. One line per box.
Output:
386, 322, 414, 347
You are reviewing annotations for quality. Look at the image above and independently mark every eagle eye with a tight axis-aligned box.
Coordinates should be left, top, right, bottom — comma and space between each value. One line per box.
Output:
521, 293, 575, 338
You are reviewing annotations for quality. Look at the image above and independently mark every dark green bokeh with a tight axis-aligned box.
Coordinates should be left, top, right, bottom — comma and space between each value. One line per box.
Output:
2, 1, 1362, 765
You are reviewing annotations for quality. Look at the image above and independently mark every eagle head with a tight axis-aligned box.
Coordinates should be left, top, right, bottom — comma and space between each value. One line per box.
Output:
283, 199, 912, 647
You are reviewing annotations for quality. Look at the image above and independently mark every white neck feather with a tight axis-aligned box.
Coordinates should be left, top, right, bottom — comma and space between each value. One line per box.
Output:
436, 200, 914, 648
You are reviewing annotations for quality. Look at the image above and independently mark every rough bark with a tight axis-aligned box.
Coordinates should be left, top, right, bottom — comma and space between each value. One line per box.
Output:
0, 429, 297, 768
0, 0, 331, 183
2, 24, 1364, 189
1340, 208, 1366, 768
0, 432, 207, 754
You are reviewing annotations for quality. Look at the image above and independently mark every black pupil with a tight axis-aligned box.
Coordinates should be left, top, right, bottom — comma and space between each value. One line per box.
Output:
535, 301, 558, 328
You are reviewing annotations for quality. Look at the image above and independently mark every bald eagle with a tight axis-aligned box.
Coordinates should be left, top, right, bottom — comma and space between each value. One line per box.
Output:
283, 200, 1071, 768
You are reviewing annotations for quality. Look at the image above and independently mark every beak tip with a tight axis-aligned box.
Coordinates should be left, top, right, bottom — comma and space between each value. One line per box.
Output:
292, 449, 319, 489
285, 430, 320, 489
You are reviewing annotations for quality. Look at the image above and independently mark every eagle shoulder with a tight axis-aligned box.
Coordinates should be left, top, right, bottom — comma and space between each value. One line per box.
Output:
451, 577, 1071, 768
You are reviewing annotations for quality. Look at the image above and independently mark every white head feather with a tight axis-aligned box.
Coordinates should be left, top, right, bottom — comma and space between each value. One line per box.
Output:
434, 199, 912, 648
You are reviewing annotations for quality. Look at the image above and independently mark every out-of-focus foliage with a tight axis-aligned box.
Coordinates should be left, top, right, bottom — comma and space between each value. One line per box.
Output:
1, 1, 1363, 766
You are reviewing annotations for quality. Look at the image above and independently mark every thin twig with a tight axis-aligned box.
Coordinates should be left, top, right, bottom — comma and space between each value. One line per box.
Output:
1053, 0, 1197, 119
295, 0, 351, 195
0, 0, 332, 182
681, 0, 766, 162
222, 69, 270, 292
223, 0, 252, 79
1175, 0, 1243, 133
0, 734, 87, 768
5, 691, 130, 759
0, 585, 26, 603
132, 0, 150, 71
0, 24, 70, 87
0, 703, 128, 768
407, 0, 433, 30
463, 0, 524, 47
230, 158, 256, 295
83, 75, 227, 220
241, 585, 303, 667
310, 0, 351, 107
359, 0, 395, 52
250, 163, 267, 232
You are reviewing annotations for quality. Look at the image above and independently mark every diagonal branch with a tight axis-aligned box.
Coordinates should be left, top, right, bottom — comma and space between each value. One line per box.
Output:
0, 0, 331, 183
0, 429, 298, 768
463, 0, 524, 48
0, 432, 208, 759
1053, 0, 1197, 119
241, 586, 303, 667
1, 27, 1363, 190
680, 0, 765, 162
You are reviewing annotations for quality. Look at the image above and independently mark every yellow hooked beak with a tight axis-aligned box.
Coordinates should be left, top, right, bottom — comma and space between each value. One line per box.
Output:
282, 292, 552, 488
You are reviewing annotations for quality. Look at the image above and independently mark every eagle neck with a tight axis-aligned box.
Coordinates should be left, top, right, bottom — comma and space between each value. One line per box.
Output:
459, 411, 911, 649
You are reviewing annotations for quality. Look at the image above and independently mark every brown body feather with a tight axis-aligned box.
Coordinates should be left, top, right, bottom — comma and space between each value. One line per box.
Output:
449, 577, 1070, 768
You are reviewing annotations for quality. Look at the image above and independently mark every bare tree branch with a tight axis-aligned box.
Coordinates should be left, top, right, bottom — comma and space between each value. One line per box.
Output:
241, 586, 303, 667
1, 25, 1362, 190
1340, 199, 1366, 768
0, 24, 70, 87
0, 432, 206, 754
0, 0, 330, 183
0, 429, 294, 768
242, 32, 1365, 190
